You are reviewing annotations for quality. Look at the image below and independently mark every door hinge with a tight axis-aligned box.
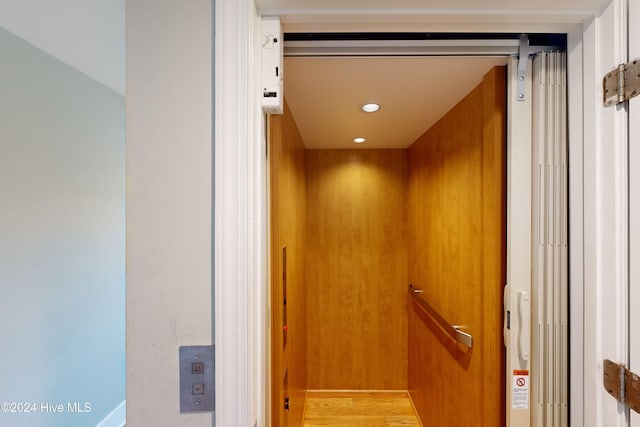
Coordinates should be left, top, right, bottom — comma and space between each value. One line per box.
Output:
603, 359, 640, 413
603, 59, 640, 106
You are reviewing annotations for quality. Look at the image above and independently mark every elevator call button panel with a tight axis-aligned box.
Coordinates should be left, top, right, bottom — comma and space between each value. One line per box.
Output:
179, 345, 215, 413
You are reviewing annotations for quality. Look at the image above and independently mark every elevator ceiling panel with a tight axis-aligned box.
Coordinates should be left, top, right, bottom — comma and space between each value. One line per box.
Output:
284, 56, 507, 149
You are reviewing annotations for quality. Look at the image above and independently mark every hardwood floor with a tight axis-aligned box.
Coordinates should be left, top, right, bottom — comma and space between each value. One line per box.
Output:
302, 391, 421, 426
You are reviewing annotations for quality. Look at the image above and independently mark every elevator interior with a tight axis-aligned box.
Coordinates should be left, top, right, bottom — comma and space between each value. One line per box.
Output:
269, 50, 510, 426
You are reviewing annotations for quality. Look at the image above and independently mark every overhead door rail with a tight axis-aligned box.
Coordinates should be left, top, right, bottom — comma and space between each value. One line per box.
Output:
283, 32, 566, 57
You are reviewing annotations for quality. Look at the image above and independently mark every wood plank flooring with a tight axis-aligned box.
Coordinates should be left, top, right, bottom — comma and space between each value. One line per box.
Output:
303, 391, 421, 426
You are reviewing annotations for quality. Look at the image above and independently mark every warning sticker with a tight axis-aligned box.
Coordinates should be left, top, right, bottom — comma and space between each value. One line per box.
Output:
512, 370, 529, 409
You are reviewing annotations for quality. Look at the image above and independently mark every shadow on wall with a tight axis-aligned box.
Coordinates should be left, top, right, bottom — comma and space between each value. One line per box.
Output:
0, 28, 126, 426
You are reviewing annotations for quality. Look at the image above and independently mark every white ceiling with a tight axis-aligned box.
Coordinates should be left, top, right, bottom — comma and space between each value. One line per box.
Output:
285, 56, 508, 149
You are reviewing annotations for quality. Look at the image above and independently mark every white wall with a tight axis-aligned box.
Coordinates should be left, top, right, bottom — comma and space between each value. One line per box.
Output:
0, 0, 125, 95
0, 27, 125, 427
126, 1, 267, 425
126, 0, 214, 426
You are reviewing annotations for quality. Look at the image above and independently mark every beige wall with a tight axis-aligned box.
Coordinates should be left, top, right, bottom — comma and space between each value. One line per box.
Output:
126, 0, 213, 425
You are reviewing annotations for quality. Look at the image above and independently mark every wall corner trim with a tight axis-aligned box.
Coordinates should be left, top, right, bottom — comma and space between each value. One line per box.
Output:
95, 400, 126, 427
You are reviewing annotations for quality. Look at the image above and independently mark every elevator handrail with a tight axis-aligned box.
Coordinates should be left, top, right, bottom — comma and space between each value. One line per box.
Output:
408, 284, 473, 348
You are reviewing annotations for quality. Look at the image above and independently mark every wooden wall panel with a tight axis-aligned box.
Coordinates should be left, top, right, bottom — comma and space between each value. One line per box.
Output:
481, 67, 507, 425
407, 66, 506, 426
270, 101, 307, 427
306, 149, 408, 390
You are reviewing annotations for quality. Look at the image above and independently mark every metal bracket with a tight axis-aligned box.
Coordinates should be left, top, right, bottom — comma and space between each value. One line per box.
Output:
603, 359, 640, 413
603, 59, 640, 106
517, 34, 529, 102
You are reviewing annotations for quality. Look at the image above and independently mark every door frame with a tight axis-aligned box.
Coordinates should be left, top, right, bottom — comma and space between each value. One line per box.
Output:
213, 1, 623, 426
630, 1, 640, 426
581, 0, 629, 425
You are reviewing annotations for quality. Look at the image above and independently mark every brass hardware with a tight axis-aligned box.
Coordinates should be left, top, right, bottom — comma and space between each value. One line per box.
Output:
603, 359, 640, 414
626, 368, 640, 413
603, 59, 640, 106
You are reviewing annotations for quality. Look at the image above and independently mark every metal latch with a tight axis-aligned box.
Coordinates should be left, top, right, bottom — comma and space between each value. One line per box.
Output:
603, 59, 640, 106
284, 396, 290, 410
603, 359, 640, 413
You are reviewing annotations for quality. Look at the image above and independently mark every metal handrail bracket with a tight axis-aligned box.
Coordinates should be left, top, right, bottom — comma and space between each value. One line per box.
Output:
408, 284, 473, 348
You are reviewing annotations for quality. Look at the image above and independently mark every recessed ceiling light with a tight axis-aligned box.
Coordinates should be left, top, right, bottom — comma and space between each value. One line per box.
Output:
361, 103, 381, 113
353, 137, 366, 144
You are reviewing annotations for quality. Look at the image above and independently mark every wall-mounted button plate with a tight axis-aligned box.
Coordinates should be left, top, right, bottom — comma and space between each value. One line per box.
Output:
179, 345, 214, 412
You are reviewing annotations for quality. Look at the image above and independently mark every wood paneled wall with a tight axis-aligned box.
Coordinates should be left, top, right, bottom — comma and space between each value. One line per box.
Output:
407, 67, 506, 426
270, 101, 307, 427
306, 149, 408, 390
